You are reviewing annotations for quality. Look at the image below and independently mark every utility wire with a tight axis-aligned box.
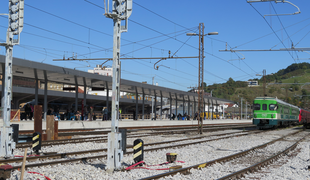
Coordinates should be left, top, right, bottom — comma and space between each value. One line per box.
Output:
270, 22, 310, 49
295, 30, 310, 47
231, 17, 310, 50
270, 2, 300, 62
270, 2, 293, 46
83, 0, 242, 83
133, 2, 193, 31
25, 3, 186, 54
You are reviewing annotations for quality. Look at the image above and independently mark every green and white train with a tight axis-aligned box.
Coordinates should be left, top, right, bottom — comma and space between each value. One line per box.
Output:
253, 97, 300, 129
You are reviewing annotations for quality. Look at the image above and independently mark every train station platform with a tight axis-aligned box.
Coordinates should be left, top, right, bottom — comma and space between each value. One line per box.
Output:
2, 119, 253, 131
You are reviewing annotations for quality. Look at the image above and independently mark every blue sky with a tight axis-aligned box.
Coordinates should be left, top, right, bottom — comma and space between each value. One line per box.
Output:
1, 0, 310, 92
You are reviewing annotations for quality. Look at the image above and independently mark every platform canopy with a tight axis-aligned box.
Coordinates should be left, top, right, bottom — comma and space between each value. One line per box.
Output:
0, 55, 234, 107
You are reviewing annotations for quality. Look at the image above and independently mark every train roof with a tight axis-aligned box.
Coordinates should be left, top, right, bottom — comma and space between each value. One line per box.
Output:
254, 97, 299, 109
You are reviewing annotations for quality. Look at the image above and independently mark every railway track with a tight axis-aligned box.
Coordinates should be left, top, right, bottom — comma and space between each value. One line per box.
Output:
16, 124, 255, 148
140, 129, 307, 180
218, 134, 309, 180
18, 123, 253, 136
6, 129, 262, 169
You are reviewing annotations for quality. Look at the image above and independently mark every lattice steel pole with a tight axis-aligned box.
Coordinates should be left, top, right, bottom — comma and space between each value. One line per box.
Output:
198, 23, 204, 134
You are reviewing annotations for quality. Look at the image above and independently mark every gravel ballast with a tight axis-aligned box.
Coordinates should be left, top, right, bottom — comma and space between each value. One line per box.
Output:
8, 128, 309, 179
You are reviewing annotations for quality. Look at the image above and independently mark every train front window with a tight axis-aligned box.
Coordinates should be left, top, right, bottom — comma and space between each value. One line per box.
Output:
269, 104, 278, 111
262, 104, 267, 110
253, 104, 260, 110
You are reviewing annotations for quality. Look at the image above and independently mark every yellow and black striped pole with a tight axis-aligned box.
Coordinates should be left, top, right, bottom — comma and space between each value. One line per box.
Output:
133, 139, 144, 164
32, 132, 41, 155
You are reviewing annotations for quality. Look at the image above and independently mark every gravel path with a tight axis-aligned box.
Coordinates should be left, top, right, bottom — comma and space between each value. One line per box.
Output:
8, 128, 309, 180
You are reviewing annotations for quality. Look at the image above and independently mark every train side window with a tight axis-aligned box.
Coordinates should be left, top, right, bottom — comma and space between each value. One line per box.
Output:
262, 104, 267, 110
269, 104, 278, 111
253, 104, 260, 110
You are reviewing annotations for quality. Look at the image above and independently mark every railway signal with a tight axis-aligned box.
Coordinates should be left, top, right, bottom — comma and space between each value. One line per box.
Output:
0, 0, 24, 158
103, 0, 133, 172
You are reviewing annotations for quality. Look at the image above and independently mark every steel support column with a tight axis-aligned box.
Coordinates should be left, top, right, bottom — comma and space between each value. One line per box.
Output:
154, 90, 157, 120
135, 86, 138, 120
194, 96, 196, 119
74, 76, 78, 113
216, 100, 218, 119
83, 77, 87, 119
1, 63, 4, 99
0, 45, 14, 158
34, 69, 38, 105
223, 103, 225, 119
169, 92, 172, 120
203, 98, 206, 119
183, 96, 185, 115
43, 70, 48, 121
211, 99, 214, 120
160, 90, 163, 120
188, 95, 190, 118
142, 88, 145, 120
207, 99, 210, 119
175, 93, 178, 118
198, 23, 204, 134
106, 81, 109, 113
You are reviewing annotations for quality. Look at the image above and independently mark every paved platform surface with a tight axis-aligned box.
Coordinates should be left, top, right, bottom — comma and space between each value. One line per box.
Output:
2, 118, 253, 131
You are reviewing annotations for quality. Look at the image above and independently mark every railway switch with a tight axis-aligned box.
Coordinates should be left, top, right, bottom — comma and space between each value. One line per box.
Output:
133, 139, 144, 165
32, 132, 42, 155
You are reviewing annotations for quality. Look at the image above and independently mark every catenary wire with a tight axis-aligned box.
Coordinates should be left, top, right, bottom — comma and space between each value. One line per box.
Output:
270, 2, 300, 62
247, 2, 297, 63
231, 17, 310, 50
82, 0, 252, 83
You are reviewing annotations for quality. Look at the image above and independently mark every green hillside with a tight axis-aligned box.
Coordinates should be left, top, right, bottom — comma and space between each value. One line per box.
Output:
204, 63, 310, 109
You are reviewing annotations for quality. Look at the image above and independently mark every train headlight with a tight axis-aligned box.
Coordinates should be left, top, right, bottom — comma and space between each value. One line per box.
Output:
271, 114, 274, 118
254, 114, 257, 118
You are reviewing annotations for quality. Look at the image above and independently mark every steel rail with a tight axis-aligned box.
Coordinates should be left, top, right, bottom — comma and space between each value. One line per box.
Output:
16, 125, 255, 148
18, 123, 252, 135
5, 130, 262, 169
218, 134, 308, 180
56, 124, 253, 136
140, 130, 302, 180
